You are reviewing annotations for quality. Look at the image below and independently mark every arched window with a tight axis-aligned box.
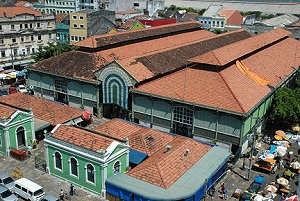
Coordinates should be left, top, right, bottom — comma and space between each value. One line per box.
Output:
16, 127, 25, 146
113, 161, 120, 174
55, 152, 62, 170
86, 164, 94, 183
70, 158, 78, 177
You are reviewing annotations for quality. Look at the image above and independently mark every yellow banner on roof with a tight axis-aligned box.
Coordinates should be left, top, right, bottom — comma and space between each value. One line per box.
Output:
236, 60, 271, 87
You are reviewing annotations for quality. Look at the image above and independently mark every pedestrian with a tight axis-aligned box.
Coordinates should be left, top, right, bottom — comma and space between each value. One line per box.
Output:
211, 186, 216, 198
272, 164, 278, 174
279, 160, 284, 170
222, 189, 228, 200
59, 189, 64, 200
241, 158, 246, 170
70, 184, 74, 196
280, 193, 286, 201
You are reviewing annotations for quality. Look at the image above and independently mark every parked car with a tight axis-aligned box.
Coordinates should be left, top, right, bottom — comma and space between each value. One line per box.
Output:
17, 85, 28, 94
9, 87, 17, 94
0, 185, 18, 201
0, 90, 8, 96
0, 174, 14, 191
41, 194, 59, 201
240, 176, 265, 201
239, 191, 253, 201
13, 178, 45, 201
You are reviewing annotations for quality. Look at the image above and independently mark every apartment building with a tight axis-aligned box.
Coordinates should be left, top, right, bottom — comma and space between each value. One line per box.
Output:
34, 0, 76, 15
0, 7, 56, 70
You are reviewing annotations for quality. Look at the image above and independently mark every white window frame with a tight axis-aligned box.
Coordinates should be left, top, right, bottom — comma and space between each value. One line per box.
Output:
53, 151, 63, 171
85, 163, 96, 185
69, 157, 79, 178
79, 16, 84, 20
73, 24, 78, 28
72, 15, 77, 20
113, 161, 121, 175
79, 24, 84, 28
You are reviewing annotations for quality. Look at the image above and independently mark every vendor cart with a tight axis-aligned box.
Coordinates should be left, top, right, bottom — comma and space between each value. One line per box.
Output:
252, 158, 276, 174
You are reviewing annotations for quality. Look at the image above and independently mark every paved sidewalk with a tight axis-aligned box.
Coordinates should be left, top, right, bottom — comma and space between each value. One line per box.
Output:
0, 141, 106, 201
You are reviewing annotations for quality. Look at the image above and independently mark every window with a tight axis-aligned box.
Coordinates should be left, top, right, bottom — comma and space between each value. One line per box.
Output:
55, 152, 62, 170
75, 36, 78, 41
71, 36, 74, 41
12, 38, 16, 43
48, 33, 52, 39
113, 161, 120, 175
72, 15, 77, 20
73, 24, 78, 28
0, 50, 5, 58
173, 106, 193, 125
47, 22, 52, 27
37, 23, 41, 28
31, 35, 34, 41
79, 24, 84, 28
30, 23, 33, 29
86, 164, 95, 183
38, 35, 42, 40
133, 3, 139, 6
21, 187, 27, 193
25, 24, 28, 29
70, 158, 78, 177
79, 16, 84, 20
20, 24, 23, 29
13, 49, 17, 56
54, 79, 67, 93
26, 47, 30, 54
21, 37, 24, 42
11, 24, 15, 29
0, 39, 3, 44
0, 25, 2, 30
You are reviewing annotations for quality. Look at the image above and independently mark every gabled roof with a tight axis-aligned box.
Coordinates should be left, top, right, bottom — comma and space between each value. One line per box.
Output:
0, 93, 83, 125
134, 34, 300, 114
29, 50, 109, 81
202, 5, 224, 17
189, 28, 290, 66
56, 13, 68, 24
0, 103, 19, 120
128, 136, 212, 188
51, 125, 114, 151
116, 10, 142, 15
74, 22, 202, 48
0, 7, 42, 18
261, 14, 299, 28
219, 9, 237, 18
93, 119, 175, 156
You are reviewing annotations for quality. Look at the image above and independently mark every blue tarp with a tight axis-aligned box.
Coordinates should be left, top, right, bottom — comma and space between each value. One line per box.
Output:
130, 149, 148, 165
254, 175, 265, 185
269, 145, 277, 154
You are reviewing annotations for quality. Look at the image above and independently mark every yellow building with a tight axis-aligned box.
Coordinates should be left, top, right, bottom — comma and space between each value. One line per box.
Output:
69, 9, 115, 44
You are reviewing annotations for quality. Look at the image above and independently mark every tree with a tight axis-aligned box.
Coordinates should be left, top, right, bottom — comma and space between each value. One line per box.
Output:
269, 84, 300, 130
31, 42, 78, 62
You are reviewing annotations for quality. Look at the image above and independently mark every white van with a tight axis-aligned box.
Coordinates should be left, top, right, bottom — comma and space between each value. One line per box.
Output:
13, 178, 45, 201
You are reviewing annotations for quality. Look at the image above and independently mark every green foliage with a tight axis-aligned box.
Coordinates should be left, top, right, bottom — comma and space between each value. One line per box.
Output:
261, 14, 278, 20
165, 5, 205, 16
31, 42, 78, 62
270, 86, 300, 129
240, 11, 262, 19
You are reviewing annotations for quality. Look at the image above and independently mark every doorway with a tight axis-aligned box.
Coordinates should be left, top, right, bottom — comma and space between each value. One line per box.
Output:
16, 127, 25, 147
103, 104, 130, 120
55, 92, 67, 104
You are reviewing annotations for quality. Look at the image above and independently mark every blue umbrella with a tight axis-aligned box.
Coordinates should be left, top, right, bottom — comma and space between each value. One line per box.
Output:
16, 71, 26, 77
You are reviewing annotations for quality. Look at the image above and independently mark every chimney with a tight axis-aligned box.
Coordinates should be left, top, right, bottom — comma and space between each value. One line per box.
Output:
165, 145, 171, 153
184, 149, 189, 158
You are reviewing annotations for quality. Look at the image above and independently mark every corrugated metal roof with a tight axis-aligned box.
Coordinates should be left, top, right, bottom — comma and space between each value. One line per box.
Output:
261, 14, 299, 28
202, 5, 223, 17
106, 146, 231, 200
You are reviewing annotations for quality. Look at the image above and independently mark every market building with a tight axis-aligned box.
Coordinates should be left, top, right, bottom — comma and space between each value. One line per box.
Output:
26, 22, 300, 155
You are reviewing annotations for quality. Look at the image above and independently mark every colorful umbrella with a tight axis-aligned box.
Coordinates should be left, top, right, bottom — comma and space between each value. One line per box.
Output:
276, 130, 286, 137
284, 169, 294, 177
286, 195, 299, 201
277, 177, 289, 186
290, 162, 300, 169
274, 135, 283, 140
265, 185, 277, 193
252, 194, 263, 201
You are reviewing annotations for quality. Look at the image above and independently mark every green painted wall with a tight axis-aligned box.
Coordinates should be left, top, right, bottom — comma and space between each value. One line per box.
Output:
0, 129, 6, 154
152, 100, 172, 119
8, 120, 34, 149
47, 145, 103, 194
107, 155, 127, 177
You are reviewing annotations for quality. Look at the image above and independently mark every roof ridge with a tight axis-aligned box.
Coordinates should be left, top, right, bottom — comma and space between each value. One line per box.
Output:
218, 71, 245, 113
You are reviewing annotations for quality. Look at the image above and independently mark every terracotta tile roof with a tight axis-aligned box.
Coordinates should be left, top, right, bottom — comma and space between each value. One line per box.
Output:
128, 136, 212, 188
135, 29, 252, 76
118, 20, 136, 30
29, 50, 109, 81
52, 125, 113, 151
14, 1, 27, 7
74, 22, 202, 48
56, 13, 68, 24
116, 10, 142, 15
0, 7, 42, 18
0, 93, 83, 125
189, 28, 291, 66
92, 119, 175, 156
219, 9, 236, 18
134, 36, 300, 113
0, 103, 18, 120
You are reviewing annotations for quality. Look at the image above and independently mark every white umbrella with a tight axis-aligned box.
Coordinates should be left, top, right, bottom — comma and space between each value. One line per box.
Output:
290, 162, 300, 170
0, 73, 8, 78
277, 177, 289, 186
253, 194, 264, 201
265, 185, 277, 193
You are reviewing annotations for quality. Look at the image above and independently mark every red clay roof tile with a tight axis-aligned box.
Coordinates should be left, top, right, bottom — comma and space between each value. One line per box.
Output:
0, 93, 83, 125
56, 13, 68, 24
52, 125, 114, 151
14, 1, 27, 7
0, 7, 42, 18
0, 103, 19, 120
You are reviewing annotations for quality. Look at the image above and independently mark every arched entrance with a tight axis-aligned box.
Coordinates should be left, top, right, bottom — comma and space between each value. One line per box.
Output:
16, 127, 26, 147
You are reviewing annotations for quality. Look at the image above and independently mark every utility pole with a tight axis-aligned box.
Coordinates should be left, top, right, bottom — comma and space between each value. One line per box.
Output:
247, 118, 262, 180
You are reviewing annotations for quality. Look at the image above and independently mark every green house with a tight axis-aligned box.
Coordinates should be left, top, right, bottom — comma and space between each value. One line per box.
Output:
0, 103, 36, 156
44, 124, 129, 196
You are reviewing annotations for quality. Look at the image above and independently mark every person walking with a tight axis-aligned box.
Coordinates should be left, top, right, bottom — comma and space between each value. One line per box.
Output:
59, 189, 64, 200
241, 159, 246, 170
70, 184, 74, 196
